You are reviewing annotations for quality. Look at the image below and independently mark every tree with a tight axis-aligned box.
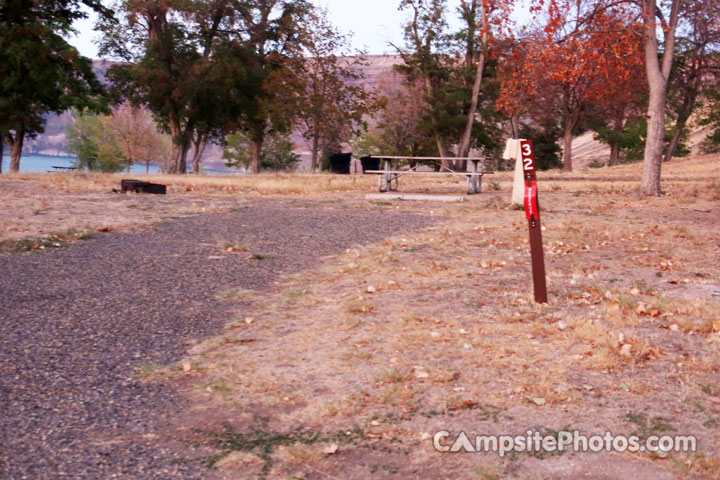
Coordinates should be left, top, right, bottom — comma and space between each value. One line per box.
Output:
99, 0, 254, 174
227, 0, 312, 174
662, 1, 720, 163
66, 110, 124, 172
295, 8, 376, 172
223, 130, 300, 172
354, 72, 436, 160
396, 0, 512, 170
0, 0, 109, 172
499, 9, 644, 171
103, 102, 160, 172
539, 0, 715, 193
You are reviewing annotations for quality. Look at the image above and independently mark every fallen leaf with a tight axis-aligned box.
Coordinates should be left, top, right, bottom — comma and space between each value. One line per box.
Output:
531, 397, 546, 406
323, 444, 339, 455
620, 344, 633, 358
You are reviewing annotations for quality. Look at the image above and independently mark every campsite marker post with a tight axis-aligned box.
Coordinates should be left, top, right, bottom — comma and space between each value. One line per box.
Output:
520, 140, 548, 304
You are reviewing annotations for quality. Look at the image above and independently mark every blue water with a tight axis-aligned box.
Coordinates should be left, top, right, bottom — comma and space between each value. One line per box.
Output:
1, 154, 160, 174
0, 154, 232, 174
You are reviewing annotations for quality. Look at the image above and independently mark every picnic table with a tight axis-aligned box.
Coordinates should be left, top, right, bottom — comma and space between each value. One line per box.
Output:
364, 156, 493, 195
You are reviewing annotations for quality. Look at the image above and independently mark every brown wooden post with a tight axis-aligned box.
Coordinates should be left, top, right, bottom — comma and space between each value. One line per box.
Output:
520, 140, 548, 304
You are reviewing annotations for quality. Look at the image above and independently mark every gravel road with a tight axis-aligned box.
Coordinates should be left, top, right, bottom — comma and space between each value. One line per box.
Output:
0, 202, 437, 479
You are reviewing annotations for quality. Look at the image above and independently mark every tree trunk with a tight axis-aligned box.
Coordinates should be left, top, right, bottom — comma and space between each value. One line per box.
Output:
191, 136, 208, 174
609, 144, 621, 166
457, 0, 488, 163
663, 120, 686, 163
510, 115, 520, 140
178, 142, 190, 174
9, 127, 24, 172
250, 138, 262, 174
0, 136, 3, 174
435, 136, 454, 170
168, 113, 182, 174
641, 85, 666, 194
562, 118, 576, 172
310, 134, 320, 172
639, 0, 680, 196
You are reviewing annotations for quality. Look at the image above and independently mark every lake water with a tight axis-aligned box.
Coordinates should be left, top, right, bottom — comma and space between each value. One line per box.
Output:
0, 154, 233, 175
1, 154, 160, 174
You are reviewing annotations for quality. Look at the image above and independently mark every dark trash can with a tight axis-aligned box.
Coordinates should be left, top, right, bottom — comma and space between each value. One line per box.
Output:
360, 156, 380, 173
329, 153, 352, 174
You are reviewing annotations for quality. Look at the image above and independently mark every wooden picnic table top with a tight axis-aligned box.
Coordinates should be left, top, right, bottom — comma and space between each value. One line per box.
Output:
365, 170, 494, 175
369, 156, 487, 161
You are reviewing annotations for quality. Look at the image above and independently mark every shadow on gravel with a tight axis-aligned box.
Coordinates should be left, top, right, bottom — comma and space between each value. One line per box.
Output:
0, 203, 438, 479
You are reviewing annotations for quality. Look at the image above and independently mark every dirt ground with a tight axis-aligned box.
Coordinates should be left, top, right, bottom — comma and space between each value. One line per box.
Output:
1, 156, 719, 479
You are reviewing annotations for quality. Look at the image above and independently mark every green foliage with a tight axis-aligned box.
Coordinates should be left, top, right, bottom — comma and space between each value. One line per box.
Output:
699, 86, 720, 153
518, 122, 562, 170
396, 0, 505, 159
0, 0, 108, 169
224, 131, 300, 172
595, 117, 647, 164
66, 110, 123, 172
595, 116, 690, 164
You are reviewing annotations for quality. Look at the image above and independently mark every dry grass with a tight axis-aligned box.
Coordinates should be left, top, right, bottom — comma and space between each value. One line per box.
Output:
155, 155, 720, 479
3, 155, 720, 478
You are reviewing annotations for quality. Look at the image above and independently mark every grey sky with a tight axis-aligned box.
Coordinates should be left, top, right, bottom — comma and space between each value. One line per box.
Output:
68, 1, 472, 59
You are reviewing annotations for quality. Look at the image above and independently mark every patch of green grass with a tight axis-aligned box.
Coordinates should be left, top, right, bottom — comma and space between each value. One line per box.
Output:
624, 413, 676, 439
703, 418, 718, 428
0, 229, 94, 253
472, 465, 501, 480
199, 423, 367, 477
218, 288, 255, 302
700, 384, 718, 396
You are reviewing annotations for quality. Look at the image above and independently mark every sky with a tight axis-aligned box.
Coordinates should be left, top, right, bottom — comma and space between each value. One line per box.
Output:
68, 0, 470, 59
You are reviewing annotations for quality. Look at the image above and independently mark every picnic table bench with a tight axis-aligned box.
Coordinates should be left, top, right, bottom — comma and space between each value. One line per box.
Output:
365, 156, 493, 195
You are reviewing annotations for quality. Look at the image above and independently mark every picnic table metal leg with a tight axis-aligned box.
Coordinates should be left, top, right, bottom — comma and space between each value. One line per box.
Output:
473, 161, 479, 194
386, 159, 399, 192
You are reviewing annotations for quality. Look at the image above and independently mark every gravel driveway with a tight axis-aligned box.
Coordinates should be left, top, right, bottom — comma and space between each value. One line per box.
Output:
0, 202, 437, 479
